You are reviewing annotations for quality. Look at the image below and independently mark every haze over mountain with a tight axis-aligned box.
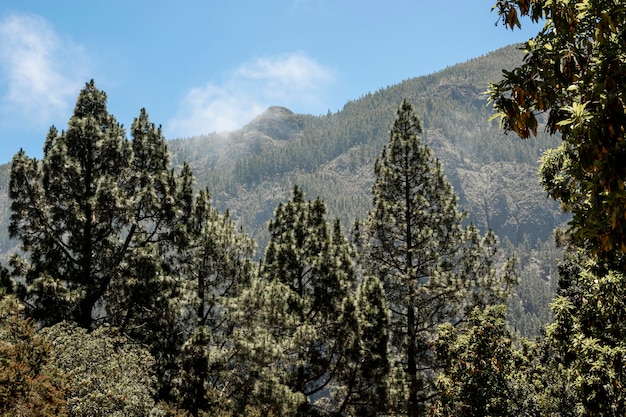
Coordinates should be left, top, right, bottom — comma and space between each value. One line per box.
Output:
167, 44, 565, 248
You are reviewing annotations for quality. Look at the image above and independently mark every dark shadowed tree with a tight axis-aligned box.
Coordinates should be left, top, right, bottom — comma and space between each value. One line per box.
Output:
169, 184, 256, 414
333, 272, 392, 416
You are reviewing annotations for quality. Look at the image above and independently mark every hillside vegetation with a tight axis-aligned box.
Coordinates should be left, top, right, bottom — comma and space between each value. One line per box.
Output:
5, 0, 626, 413
0, 45, 563, 336
166, 45, 565, 335
169, 45, 564, 246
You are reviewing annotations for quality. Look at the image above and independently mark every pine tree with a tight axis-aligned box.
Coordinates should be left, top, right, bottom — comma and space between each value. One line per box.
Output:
360, 100, 514, 415
8, 80, 188, 333
170, 186, 256, 414
107, 107, 188, 346
334, 273, 392, 416
226, 274, 307, 416
249, 186, 359, 414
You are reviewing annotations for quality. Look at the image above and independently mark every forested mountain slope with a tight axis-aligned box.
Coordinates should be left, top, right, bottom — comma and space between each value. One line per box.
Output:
167, 45, 566, 335
0, 44, 565, 335
168, 45, 565, 250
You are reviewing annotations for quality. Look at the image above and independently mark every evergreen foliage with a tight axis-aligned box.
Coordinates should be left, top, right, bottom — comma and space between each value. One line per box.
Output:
333, 273, 392, 416
490, 2, 626, 414
359, 100, 515, 415
0, 31, 608, 413
0, 46, 567, 343
163, 45, 564, 342
255, 186, 360, 414
168, 44, 563, 251
8, 80, 189, 332
169, 183, 256, 414
226, 274, 308, 415
216, 188, 395, 416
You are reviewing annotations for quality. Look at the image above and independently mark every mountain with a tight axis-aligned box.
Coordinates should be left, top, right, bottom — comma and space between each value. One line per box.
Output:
166, 44, 566, 336
0, 44, 565, 336
168, 45, 566, 250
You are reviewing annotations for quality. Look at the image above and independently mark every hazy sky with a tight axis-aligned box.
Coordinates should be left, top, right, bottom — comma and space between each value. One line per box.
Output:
0, 1, 540, 163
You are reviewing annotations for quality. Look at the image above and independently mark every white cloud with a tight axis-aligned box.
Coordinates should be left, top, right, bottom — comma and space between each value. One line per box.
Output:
166, 52, 334, 138
0, 12, 87, 127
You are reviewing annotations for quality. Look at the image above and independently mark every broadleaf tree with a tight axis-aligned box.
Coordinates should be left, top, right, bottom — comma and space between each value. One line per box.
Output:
545, 250, 626, 416
360, 99, 515, 416
489, 3, 626, 413
489, 0, 626, 257
0, 293, 67, 417
429, 305, 538, 417
40, 322, 159, 417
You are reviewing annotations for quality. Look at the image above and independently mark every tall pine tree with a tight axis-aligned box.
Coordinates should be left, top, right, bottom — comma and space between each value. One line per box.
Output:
8, 80, 189, 332
170, 186, 256, 414
244, 186, 360, 415
360, 100, 514, 415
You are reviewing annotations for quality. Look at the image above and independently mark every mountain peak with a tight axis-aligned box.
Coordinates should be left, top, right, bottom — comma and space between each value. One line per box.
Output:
242, 106, 304, 141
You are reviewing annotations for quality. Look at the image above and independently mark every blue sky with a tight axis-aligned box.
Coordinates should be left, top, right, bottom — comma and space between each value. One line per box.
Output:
0, 1, 540, 164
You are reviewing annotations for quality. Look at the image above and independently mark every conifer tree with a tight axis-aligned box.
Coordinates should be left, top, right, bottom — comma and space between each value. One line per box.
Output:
360, 100, 514, 415
170, 186, 255, 414
334, 273, 392, 416
8, 80, 189, 332
253, 186, 359, 414
226, 274, 307, 416
107, 108, 187, 346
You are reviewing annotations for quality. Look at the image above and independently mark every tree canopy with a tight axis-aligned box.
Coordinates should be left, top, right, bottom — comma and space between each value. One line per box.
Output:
0, 67, 594, 414
8, 80, 189, 331
490, 2, 626, 415
359, 99, 515, 415
489, 0, 626, 256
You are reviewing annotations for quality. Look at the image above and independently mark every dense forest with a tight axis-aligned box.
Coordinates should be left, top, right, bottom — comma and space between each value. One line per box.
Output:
0, 84, 518, 416
0, 43, 563, 337
0, 49, 563, 416
3, 1, 626, 415
165, 44, 565, 337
